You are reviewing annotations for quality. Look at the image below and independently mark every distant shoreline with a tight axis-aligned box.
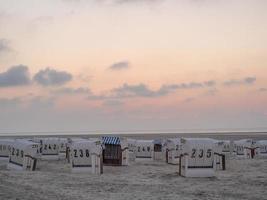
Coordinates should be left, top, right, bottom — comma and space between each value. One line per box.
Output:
1, 130, 267, 140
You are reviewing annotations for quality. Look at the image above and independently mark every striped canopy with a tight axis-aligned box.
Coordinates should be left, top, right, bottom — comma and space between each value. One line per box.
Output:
102, 136, 121, 145
153, 139, 162, 145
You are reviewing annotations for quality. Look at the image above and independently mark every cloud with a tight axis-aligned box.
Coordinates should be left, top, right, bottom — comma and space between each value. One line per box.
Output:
88, 85, 162, 100
0, 39, 11, 55
109, 61, 130, 71
259, 88, 267, 92
52, 87, 91, 95
223, 77, 256, 86
87, 84, 161, 100
244, 77, 256, 84
159, 80, 216, 93
0, 65, 31, 87
112, 81, 215, 98
204, 80, 216, 87
86, 80, 216, 101
112, 83, 161, 97
160, 82, 202, 91
33, 67, 72, 86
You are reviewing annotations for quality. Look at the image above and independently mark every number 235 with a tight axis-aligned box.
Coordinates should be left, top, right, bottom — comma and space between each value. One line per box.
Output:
191, 149, 212, 158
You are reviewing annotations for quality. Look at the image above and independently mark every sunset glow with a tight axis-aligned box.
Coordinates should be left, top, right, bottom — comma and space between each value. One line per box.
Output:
0, 0, 267, 133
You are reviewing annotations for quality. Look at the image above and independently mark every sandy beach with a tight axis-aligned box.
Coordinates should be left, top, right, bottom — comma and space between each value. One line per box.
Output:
0, 155, 267, 200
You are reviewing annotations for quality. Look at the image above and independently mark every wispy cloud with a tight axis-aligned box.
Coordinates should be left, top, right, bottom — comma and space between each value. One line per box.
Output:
160, 80, 216, 91
259, 88, 267, 92
223, 77, 256, 86
87, 80, 216, 100
51, 87, 91, 95
204, 80, 216, 87
56, 77, 256, 102
0, 39, 11, 54
109, 61, 130, 71
112, 83, 160, 97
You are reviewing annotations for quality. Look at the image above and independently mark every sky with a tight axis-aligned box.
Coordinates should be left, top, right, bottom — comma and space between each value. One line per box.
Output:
0, 0, 267, 134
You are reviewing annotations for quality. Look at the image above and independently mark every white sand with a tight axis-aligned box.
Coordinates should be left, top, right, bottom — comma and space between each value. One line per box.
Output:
0, 157, 267, 200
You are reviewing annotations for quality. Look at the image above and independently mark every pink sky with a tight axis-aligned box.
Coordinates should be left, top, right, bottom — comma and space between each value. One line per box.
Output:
0, 0, 267, 133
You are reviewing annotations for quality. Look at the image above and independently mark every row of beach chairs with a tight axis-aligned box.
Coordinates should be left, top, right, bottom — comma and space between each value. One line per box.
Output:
0, 136, 266, 177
